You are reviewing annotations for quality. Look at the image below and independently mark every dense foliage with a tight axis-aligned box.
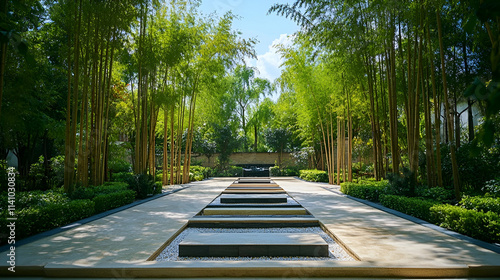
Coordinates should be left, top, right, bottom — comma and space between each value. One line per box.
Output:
0, 0, 499, 246
299, 169, 329, 183
430, 204, 500, 243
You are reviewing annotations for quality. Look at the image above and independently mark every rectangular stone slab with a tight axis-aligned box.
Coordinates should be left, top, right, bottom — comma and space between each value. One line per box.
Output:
203, 207, 308, 215
178, 232, 328, 257
188, 217, 320, 228
220, 194, 288, 203
229, 183, 280, 187
222, 189, 286, 194
237, 178, 273, 183
226, 185, 283, 190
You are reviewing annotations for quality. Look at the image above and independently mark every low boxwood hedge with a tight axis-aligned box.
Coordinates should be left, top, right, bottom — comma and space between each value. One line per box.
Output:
70, 182, 129, 200
9, 199, 95, 240
380, 194, 439, 221
93, 190, 135, 213
1, 182, 139, 244
340, 181, 388, 202
430, 204, 500, 243
459, 196, 500, 214
299, 169, 329, 182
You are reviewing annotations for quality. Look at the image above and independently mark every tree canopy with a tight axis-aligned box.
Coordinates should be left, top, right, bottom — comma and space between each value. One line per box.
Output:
0, 0, 498, 198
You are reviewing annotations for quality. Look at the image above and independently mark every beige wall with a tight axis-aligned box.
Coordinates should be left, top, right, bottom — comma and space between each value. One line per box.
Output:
191, 152, 296, 167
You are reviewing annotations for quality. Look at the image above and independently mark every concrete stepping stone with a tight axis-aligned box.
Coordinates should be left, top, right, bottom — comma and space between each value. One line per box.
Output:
230, 183, 280, 187
203, 207, 308, 215
220, 194, 288, 203
237, 178, 273, 184
188, 216, 319, 228
222, 189, 286, 194
178, 232, 328, 257
227, 186, 282, 189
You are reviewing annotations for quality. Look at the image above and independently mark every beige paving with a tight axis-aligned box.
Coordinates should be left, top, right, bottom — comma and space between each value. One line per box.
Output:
0, 179, 229, 268
273, 178, 500, 268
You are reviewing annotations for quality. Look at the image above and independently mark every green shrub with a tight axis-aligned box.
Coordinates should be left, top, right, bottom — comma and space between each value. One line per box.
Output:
213, 166, 243, 177
380, 194, 439, 221
416, 186, 455, 203
93, 190, 135, 213
430, 204, 500, 243
10, 199, 95, 240
283, 167, 299, 176
126, 174, 156, 199
460, 195, 500, 214
153, 181, 163, 194
270, 166, 280, 176
191, 173, 204, 181
340, 181, 388, 202
190, 165, 211, 178
15, 190, 69, 209
108, 159, 132, 173
386, 167, 418, 197
271, 166, 300, 176
70, 182, 129, 200
483, 179, 500, 198
299, 169, 329, 182
155, 172, 163, 182
111, 172, 134, 183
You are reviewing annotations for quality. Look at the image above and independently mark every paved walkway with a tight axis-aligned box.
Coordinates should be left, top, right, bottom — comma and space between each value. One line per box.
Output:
1, 177, 499, 279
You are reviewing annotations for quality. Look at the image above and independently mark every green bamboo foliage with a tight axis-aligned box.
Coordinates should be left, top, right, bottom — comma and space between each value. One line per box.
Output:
271, 0, 491, 187
62, 0, 138, 192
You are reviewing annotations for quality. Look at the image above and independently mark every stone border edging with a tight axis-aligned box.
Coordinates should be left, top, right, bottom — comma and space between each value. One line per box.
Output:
0, 184, 194, 252
320, 185, 500, 254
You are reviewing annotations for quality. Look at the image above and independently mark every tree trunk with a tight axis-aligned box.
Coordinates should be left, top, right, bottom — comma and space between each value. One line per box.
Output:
437, 10, 461, 200
162, 107, 169, 186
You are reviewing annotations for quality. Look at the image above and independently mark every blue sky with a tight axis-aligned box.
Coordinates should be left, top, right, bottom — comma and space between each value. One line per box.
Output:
198, 0, 299, 83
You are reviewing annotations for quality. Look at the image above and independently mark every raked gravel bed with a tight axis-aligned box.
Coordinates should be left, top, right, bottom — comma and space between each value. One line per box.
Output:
155, 227, 355, 262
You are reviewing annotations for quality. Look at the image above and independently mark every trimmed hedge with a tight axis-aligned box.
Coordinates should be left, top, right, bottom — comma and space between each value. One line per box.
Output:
340, 181, 388, 202
93, 190, 135, 213
111, 172, 134, 183
0, 182, 139, 244
460, 196, 500, 214
299, 169, 329, 182
70, 182, 129, 200
430, 204, 500, 243
380, 194, 439, 221
213, 166, 243, 177
270, 166, 300, 176
9, 199, 95, 240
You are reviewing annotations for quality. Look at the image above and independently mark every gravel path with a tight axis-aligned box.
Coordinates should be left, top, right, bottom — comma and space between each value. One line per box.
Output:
155, 227, 355, 262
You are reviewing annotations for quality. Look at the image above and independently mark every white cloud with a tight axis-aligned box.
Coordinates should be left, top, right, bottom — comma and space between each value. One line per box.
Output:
247, 33, 295, 83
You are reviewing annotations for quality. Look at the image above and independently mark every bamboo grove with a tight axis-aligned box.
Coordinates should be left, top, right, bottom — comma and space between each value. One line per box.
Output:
1, 0, 498, 197
60, 0, 254, 191
271, 0, 499, 199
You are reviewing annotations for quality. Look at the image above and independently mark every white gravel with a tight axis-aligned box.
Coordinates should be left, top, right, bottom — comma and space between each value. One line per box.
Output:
155, 227, 355, 262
